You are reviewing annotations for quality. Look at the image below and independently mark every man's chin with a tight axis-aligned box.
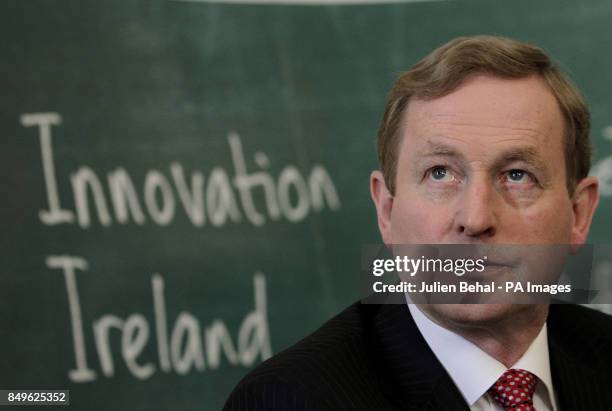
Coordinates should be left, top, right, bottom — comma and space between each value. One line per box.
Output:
418, 303, 526, 328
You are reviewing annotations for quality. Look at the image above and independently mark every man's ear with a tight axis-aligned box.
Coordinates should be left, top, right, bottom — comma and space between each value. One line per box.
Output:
370, 170, 394, 245
570, 176, 599, 246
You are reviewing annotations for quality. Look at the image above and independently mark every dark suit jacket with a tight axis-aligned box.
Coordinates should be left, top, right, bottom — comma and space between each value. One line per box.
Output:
224, 303, 612, 410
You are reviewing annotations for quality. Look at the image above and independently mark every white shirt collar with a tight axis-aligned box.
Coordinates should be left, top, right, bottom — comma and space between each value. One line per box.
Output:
407, 303, 557, 409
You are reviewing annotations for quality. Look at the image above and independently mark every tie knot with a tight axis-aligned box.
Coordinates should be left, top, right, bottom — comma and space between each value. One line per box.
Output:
488, 369, 538, 411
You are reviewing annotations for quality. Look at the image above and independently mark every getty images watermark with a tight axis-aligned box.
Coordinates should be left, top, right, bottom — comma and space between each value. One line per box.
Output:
361, 244, 612, 304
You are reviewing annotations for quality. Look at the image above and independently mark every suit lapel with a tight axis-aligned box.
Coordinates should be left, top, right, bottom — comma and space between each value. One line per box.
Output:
370, 303, 469, 411
548, 336, 599, 410
547, 304, 612, 410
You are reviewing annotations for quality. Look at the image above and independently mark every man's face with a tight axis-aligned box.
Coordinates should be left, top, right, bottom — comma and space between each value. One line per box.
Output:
371, 74, 599, 325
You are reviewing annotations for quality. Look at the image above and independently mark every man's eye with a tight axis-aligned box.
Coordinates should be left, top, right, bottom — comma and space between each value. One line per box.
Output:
428, 167, 454, 182
506, 169, 531, 183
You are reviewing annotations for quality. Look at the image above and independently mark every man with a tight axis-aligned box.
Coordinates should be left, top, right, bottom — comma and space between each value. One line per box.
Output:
224, 36, 612, 410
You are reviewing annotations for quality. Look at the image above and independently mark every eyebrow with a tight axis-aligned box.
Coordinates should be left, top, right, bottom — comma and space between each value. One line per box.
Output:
417, 141, 466, 161
415, 140, 551, 177
494, 146, 549, 173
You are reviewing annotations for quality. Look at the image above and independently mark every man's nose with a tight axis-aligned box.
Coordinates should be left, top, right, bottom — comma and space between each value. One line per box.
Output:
456, 176, 498, 239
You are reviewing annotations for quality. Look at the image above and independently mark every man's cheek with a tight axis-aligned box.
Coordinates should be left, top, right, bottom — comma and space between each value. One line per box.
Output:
517, 207, 572, 243
390, 202, 442, 242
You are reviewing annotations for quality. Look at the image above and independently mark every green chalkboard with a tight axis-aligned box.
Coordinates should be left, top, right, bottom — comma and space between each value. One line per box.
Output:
2, 0, 612, 410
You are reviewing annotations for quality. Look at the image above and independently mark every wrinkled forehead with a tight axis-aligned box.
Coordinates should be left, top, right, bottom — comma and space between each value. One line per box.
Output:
401, 74, 566, 155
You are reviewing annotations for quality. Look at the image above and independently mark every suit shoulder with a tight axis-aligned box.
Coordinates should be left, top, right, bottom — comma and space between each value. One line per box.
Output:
223, 302, 383, 410
548, 304, 612, 367
549, 303, 612, 335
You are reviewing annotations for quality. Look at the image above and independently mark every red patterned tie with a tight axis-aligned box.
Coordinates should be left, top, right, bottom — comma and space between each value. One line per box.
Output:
487, 369, 538, 411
